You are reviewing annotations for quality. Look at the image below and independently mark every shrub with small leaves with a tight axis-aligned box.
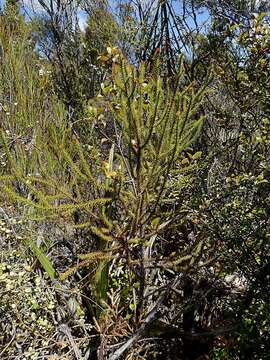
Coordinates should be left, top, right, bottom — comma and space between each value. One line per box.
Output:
0, 249, 90, 359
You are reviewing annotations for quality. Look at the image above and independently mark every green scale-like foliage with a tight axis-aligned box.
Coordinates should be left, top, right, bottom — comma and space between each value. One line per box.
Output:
1, 40, 209, 317
0, 12, 108, 223
97, 53, 208, 239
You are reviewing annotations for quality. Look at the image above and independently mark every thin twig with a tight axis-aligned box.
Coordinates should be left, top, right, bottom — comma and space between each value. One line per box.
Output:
108, 275, 180, 360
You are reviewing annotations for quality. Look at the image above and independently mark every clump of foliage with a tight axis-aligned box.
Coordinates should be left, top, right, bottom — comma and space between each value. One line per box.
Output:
0, 1, 270, 359
0, 249, 57, 359
0, 248, 90, 360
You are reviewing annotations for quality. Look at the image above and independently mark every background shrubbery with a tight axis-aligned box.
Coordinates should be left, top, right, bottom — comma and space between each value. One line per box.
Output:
0, 1, 269, 359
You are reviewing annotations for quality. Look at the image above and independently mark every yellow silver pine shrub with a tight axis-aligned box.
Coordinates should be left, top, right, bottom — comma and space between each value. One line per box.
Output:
1, 37, 209, 316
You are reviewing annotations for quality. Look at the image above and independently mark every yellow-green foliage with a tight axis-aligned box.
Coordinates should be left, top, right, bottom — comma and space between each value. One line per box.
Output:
94, 52, 208, 240
0, 13, 108, 223
81, 52, 209, 312
0, 10, 67, 182
0, 31, 208, 316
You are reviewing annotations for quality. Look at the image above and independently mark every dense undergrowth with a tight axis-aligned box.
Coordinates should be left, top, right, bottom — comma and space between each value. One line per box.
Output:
0, 1, 269, 359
